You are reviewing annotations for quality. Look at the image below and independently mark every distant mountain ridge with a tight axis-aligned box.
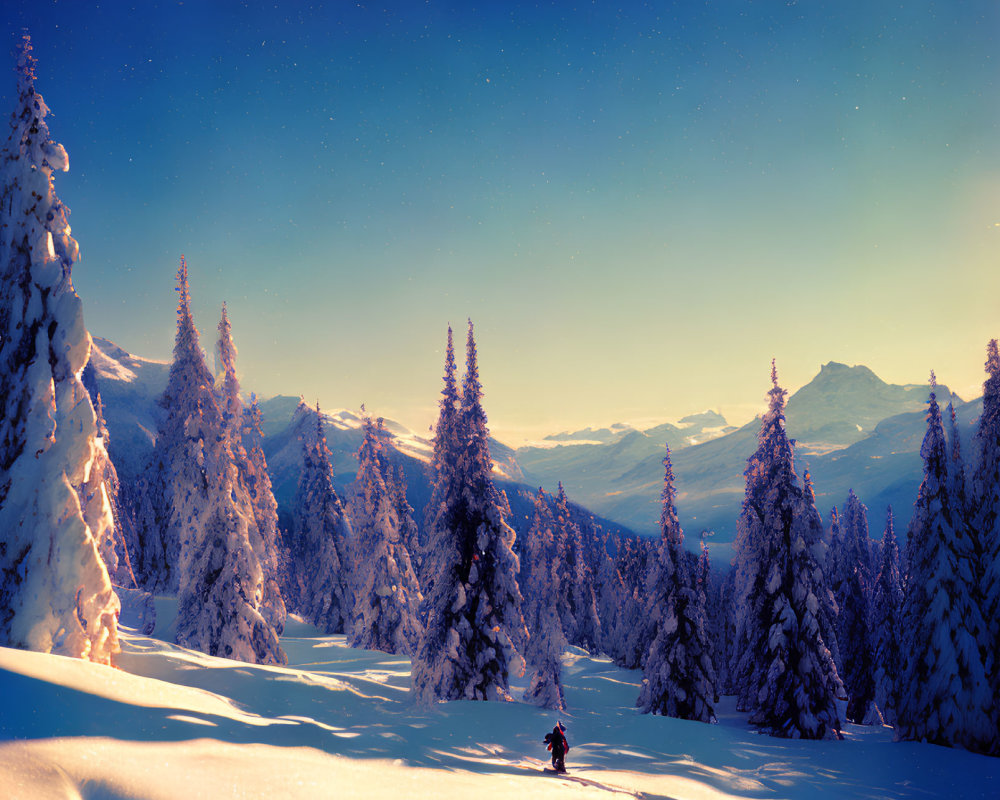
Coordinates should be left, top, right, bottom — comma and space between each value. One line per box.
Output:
785, 361, 947, 453
515, 362, 967, 546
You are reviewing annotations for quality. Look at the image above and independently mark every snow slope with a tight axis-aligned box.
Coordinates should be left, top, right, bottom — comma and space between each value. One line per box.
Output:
1, 608, 997, 799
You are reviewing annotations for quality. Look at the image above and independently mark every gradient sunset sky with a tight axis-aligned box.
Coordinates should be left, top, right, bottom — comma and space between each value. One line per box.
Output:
5, 1, 999, 443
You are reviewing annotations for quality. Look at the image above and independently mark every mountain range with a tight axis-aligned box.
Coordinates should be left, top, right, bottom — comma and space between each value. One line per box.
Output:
87, 337, 978, 560
517, 362, 973, 551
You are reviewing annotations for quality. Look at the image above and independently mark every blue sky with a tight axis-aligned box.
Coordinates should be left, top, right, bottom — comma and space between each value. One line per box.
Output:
5, 1, 999, 442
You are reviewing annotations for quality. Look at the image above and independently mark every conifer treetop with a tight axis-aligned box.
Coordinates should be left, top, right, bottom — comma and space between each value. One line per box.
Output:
245, 393, 263, 439
981, 338, 1000, 415
947, 401, 960, 450
803, 468, 816, 501
217, 302, 242, 430
462, 318, 482, 410
659, 446, 682, 547
920, 376, 945, 470
172, 256, 203, 365
768, 359, 787, 416
15, 31, 36, 94
441, 325, 458, 409
217, 302, 237, 381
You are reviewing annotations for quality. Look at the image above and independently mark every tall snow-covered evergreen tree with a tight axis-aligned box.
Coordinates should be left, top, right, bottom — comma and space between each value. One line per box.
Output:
594, 535, 626, 661
837, 490, 876, 723
411, 321, 527, 704
553, 483, 601, 652
802, 473, 842, 696
170, 291, 285, 665
521, 488, 566, 710
606, 534, 656, 670
822, 505, 845, 677
840, 490, 874, 588
217, 308, 286, 635
697, 540, 711, 605
897, 375, 991, 752
348, 415, 423, 655
871, 506, 903, 727
946, 402, 970, 526
418, 325, 460, 593
132, 257, 215, 593
734, 364, 841, 739
696, 538, 728, 688
731, 366, 780, 712
240, 395, 287, 633
387, 461, 422, 577
973, 340, 1000, 754
287, 402, 354, 633
0, 35, 119, 664
637, 447, 716, 723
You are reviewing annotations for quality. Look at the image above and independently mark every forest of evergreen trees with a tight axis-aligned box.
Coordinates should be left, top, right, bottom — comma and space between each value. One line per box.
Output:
2, 34, 999, 758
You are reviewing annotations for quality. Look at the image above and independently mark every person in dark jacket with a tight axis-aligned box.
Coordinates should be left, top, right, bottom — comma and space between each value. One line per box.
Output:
543, 721, 569, 772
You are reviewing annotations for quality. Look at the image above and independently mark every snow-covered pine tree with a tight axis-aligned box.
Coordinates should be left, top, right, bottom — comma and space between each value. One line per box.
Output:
287, 402, 354, 633
946, 402, 970, 526
594, 535, 626, 661
731, 367, 779, 712
132, 257, 215, 593
240, 395, 287, 633
553, 483, 601, 653
0, 35, 119, 663
821, 505, 845, 678
411, 321, 527, 703
973, 340, 1000, 754
387, 461, 422, 577
216, 303, 241, 436
871, 506, 903, 727
736, 364, 841, 739
637, 447, 716, 722
348, 415, 423, 654
217, 307, 286, 635
696, 539, 724, 686
522, 488, 567, 710
897, 374, 991, 752
170, 293, 285, 665
616, 584, 650, 669
608, 534, 657, 669
840, 491, 874, 589
418, 325, 460, 594
697, 540, 710, 605
801, 472, 842, 701
837, 490, 876, 723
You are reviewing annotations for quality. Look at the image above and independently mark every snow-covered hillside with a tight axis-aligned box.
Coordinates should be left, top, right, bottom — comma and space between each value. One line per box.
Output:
1, 608, 996, 799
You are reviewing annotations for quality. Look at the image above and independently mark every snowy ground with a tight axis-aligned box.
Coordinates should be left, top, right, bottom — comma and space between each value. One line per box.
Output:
1, 603, 997, 800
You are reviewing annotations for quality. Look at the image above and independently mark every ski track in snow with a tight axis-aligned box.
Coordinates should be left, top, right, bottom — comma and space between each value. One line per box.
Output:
0, 604, 998, 799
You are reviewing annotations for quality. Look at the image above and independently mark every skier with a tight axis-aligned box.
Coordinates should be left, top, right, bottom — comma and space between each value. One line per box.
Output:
543, 721, 569, 773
